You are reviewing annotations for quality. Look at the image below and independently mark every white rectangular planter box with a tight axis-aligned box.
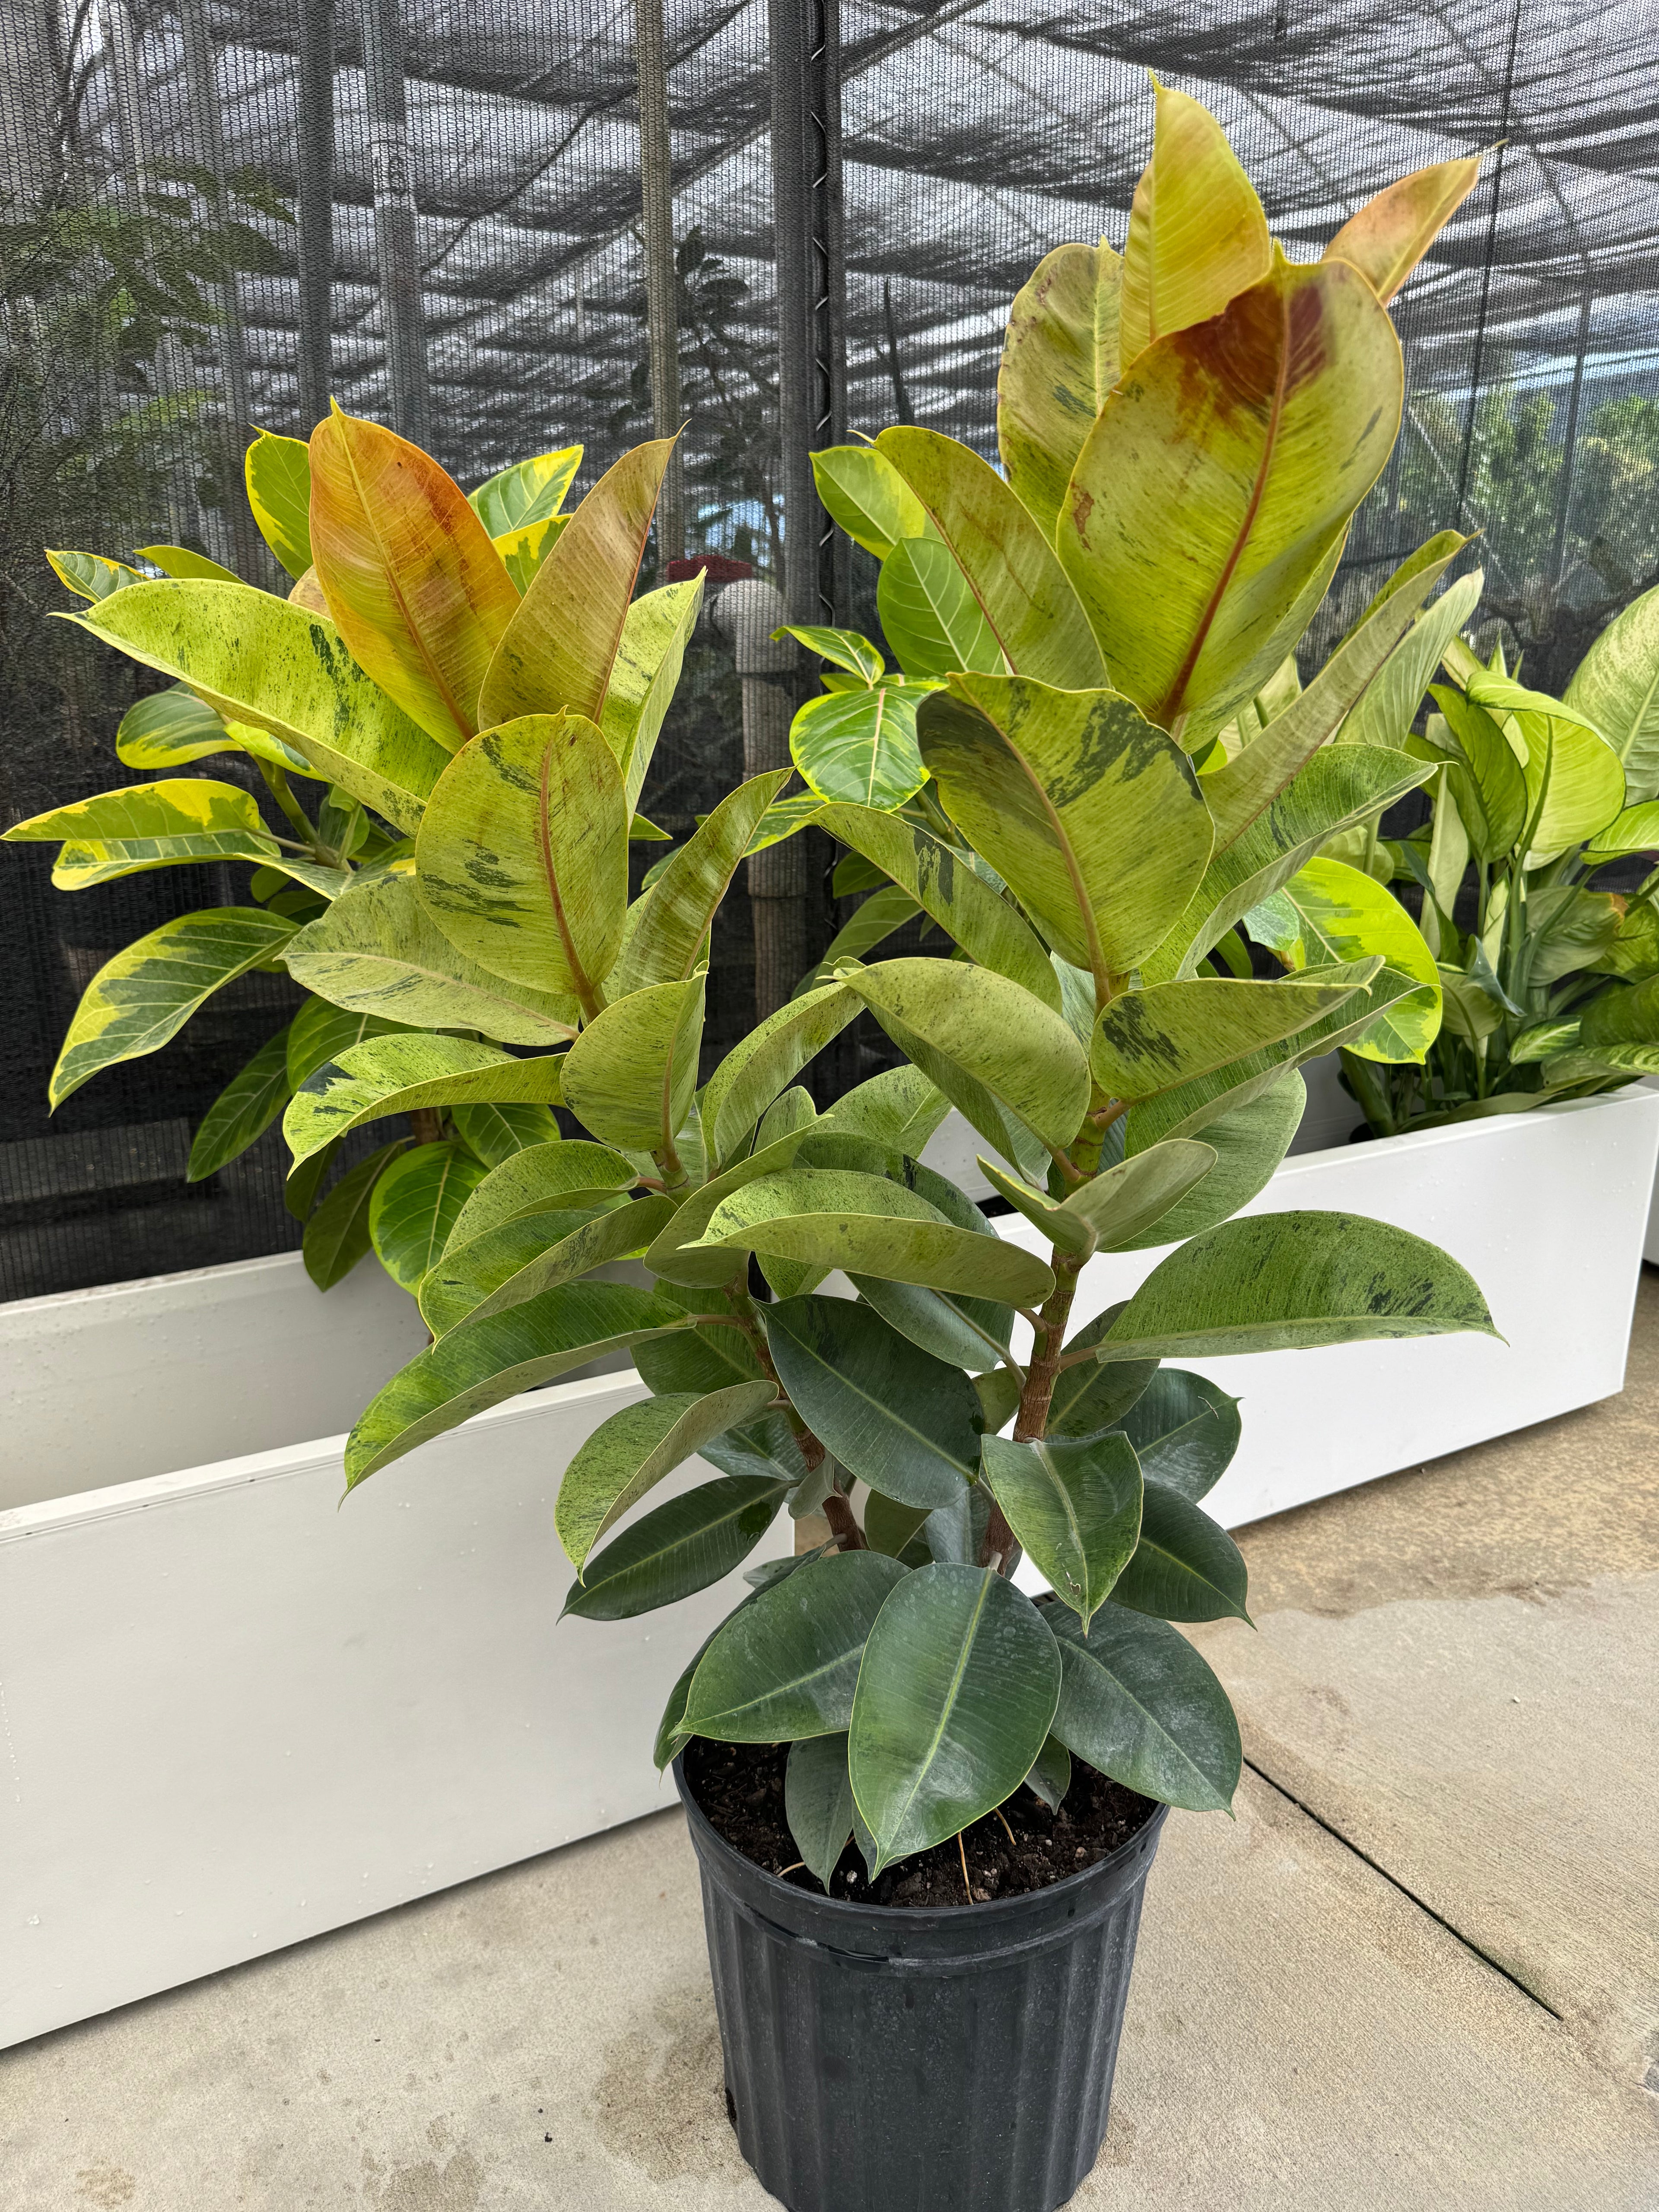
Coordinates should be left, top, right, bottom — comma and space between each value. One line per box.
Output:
2, 1082, 1653, 2050
990, 1085, 1659, 1530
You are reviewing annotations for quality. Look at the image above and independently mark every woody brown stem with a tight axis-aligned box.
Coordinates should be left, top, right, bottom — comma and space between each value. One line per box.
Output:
408, 1107, 445, 1145
980, 1245, 1086, 1568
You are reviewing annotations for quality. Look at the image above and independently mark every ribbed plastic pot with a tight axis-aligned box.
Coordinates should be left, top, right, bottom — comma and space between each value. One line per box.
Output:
674, 1758, 1167, 2212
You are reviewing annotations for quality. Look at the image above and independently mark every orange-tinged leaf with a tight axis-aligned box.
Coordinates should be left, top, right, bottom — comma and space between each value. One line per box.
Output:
308, 405, 518, 752
1323, 156, 1482, 306
998, 241, 1122, 539
289, 566, 330, 615
1061, 253, 1402, 743
1119, 83, 1271, 369
478, 439, 673, 730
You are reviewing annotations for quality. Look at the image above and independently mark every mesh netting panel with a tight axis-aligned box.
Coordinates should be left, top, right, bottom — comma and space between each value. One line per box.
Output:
2, 0, 1656, 1295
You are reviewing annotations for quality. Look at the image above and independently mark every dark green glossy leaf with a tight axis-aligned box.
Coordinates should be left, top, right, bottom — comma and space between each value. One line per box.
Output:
188, 1024, 292, 1180
1109, 1483, 1250, 1623
1048, 1599, 1240, 1812
1023, 1734, 1072, 1812
562, 1475, 788, 1621
981, 1431, 1142, 1630
1115, 1369, 1240, 1503
764, 1297, 982, 1509
302, 1138, 407, 1289
849, 1564, 1060, 1875
683, 1549, 909, 1740
786, 1733, 857, 1890
1047, 1313, 1157, 1439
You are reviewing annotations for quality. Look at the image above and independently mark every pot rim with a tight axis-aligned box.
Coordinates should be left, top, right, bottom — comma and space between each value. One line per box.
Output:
673, 1748, 1168, 1926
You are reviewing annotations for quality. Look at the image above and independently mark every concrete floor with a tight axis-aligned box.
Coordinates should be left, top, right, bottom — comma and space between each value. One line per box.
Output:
7, 1288, 1659, 2211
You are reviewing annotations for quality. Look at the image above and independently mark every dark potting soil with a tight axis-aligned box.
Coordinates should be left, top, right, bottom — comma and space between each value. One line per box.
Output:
682, 1736, 1156, 1909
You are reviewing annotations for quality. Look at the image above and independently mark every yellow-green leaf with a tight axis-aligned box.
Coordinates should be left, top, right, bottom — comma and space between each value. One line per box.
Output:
1272, 857, 1441, 1062
368, 1141, 488, 1291
468, 445, 583, 537
283, 1033, 564, 1168
133, 543, 241, 584
998, 240, 1122, 539
790, 682, 932, 809
5, 780, 278, 872
1566, 584, 1659, 806
114, 683, 314, 778
344, 1282, 690, 1486
611, 771, 791, 997
598, 577, 704, 813
46, 549, 144, 601
1091, 968, 1377, 1101
420, 1194, 668, 1336
308, 404, 519, 749
68, 582, 451, 835
414, 711, 628, 1005
479, 439, 673, 728
875, 428, 1104, 688
919, 675, 1212, 989
561, 975, 706, 1155
810, 445, 934, 560
839, 957, 1090, 1165
49, 908, 296, 1108
813, 802, 1061, 1008
555, 1380, 781, 1574
284, 869, 580, 1044
1467, 674, 1626, 862
445, 1138, 641, 1252
245, 429, 314, 578
877, 537, 1003, 680
1062, 254, 1402, 742
1119, 82, 1271, 369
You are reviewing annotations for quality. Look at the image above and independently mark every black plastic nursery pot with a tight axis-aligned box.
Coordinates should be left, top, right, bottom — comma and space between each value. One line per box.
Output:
674, 1757, 1168, 2212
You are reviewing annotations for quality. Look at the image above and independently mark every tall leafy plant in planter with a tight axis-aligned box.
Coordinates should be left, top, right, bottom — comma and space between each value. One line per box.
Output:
1300, 597, 1659, 1134
27, 88, 1496, 2212
4, 423, 695, 1293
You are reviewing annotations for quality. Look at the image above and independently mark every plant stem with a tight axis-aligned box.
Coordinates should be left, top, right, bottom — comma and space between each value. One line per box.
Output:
258, 760, 319, 848
821, 1489, 867, 1551
407, 1107, 444, 1146
979, 1244, 1085, 1568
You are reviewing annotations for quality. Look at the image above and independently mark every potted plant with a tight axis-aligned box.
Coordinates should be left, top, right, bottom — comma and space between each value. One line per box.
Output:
256, 89, 1494, 2211
11, 86, 1500, 2199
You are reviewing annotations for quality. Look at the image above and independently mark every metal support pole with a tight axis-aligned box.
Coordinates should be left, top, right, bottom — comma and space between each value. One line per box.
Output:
634, 0, 683, 565
757, 0, 847, 1022
1546, 283, 1594, 593
296, 0, 337, 434
354, 0, 429, 445
768, 0, 847, 627
178, 0, 264, 577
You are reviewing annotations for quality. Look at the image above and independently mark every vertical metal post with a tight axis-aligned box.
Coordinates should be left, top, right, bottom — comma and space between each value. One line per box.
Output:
296, 0, 337, 434
634, 0, 683, 565
178, 0, 264, 577
754, 0, 846, 1023
354, 0, 429, 445
769, 0, 847, 627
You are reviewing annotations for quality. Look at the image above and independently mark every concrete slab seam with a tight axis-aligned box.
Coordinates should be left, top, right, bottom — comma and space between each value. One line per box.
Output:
1242, 1759, 1565, 2021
